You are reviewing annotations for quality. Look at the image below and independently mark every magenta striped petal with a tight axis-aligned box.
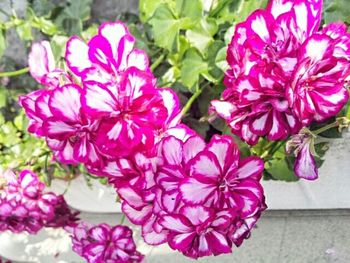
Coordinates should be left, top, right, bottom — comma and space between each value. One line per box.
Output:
122, 202, 152, 225
66, 36, 92, 76
180, 205, 213, 226
237, 157, 264, 180
205, 231, 231, 255
161, 136, 183, 166
180, 177, 216, 205
48, 84, 82, 122
183, 135, 205, 163
159, 215, 192, 233
127, 49, 149, 71
28, 41, 55, 85
82, 81, 117, 118
294, 142, 318, 180
188, 151, 222, 180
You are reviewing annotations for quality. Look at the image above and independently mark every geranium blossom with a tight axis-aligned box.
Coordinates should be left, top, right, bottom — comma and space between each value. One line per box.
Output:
22, 21, 180, 166
180, 135, 264, 216
287, 34, 350, 125
28, 41, 66, 88
66, 21, 149, 83
211, 0, 350, 144
67, 222, 144, 263
82, 68, 168, 158
286, 129, 318, 180
0, 170, 79, 234
110, 131, 266, 259
159, 206, 233, 258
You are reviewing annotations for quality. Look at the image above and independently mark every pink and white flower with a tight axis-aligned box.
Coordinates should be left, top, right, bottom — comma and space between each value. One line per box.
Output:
286, 129, 318, 180
180, 135, 265, 217
66, 21, 149, 83
81, 68, 169, 158
212, 0, 350, 144
0, 170, 79, 233
159, 206, 233, 259
40, 84, 103, 166
67, 222, 144, 263
287, 34, 350, 125
28, 41, 68, 88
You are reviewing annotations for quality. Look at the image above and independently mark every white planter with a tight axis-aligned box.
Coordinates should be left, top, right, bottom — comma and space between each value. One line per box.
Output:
49, 175, 121, 213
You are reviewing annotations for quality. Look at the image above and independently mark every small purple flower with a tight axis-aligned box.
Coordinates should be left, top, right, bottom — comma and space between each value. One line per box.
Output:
67, 222, 144, 263
286, 129, 318, 180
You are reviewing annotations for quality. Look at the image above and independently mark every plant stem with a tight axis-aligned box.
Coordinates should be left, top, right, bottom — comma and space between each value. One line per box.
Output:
312, 122, 339, 135
150, 54, 165, 72
181, 88, 203, 117
120, 214, 126, 225
0, 67, 29, 77
260, 141, 284, 159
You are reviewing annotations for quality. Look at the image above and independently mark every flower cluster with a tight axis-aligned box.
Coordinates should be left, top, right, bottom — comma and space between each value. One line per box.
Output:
20, 21, 180, 171
66, 222, 144, 263
0, 170, 78, 234
111, 132, 266, 259
211, 0, 350, 145
20, 20, 268, 259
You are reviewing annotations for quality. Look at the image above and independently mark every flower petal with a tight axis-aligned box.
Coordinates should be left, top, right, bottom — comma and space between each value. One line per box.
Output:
294, 141, 318, 180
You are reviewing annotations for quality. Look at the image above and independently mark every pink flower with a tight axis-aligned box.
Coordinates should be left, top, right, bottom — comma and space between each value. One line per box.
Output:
66, 21, 149, 83
212, 0, 350, 144
211, 75, 302, 145
159, 206, 234, 259
287, 34, 350, 125
67, 222, 144, 263
286, 130, 318, 180
81, 68, 169, 158
40, 84, 103, 166
28, 41, 67, 88
22, 20, 181, 172
19, 89, 49, 137
179, 135, 265, 217
0, 170, 79, 233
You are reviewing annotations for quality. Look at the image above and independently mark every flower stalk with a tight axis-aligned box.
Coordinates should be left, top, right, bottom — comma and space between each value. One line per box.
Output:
0, 67, 29, 77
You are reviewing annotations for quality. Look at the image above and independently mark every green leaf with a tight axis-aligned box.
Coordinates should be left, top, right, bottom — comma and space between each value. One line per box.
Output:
148, 0, 202, 52
16, 22, 33, 41
181, 48, 208, 92
55, 0, 92, 35
167, 35, 190, 66
162, 66, 181, 85
32, 16, 58, 35
148, 4, 183, 52
32, 0, 56, 16
128, 24, 150, 53
186, 17, 218, 55
207, 40, 225, 80
0, 30, 6, 59
139, 0, 171, 23
266, 157, 299, 182
215, 46, 229, 72
64, 0, 92, 21
175, 0, 203, 19
323, 0, 350, 24
266, 148, 299, 182
233, 0, 268, 23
